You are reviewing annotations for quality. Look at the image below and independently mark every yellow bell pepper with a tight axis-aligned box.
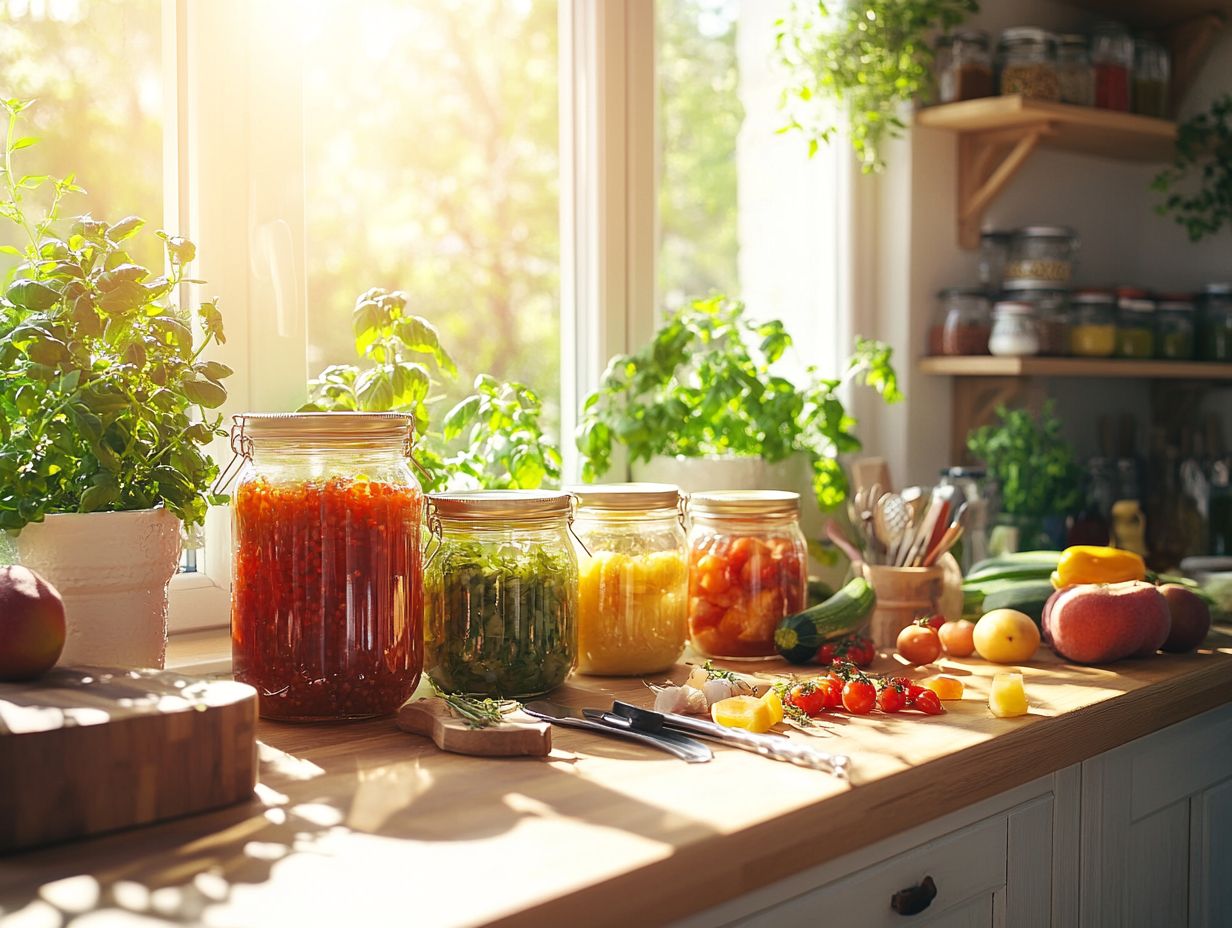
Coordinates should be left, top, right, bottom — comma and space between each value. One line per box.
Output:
1052, 545, 1146, 589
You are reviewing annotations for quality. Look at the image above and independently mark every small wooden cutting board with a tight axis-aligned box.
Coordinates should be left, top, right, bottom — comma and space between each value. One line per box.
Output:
0, 665, 259, 853
396, 698, 552, 756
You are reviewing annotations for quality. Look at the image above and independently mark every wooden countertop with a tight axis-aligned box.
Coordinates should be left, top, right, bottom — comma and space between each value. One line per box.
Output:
3, 629, 1231, 928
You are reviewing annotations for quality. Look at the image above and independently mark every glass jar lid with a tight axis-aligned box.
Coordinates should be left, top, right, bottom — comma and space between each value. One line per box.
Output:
1119, 298, 1155, 314
429, 489, 572, 521
1204, 282, 1232, 296
953, 29, 990, 49
234, 411, 414, 450
689, 490, 800, 518
1000, 27, 1055, 49
1015, 225, 1075, 240
1058, 33, 1088, 49
1072, 288, 1114, 304
567, 482, 681, 512
993, 301, 1035, 315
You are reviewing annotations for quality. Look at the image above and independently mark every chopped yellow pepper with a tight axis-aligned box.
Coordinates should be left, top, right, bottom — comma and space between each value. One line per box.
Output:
1052, 545, 1147, 589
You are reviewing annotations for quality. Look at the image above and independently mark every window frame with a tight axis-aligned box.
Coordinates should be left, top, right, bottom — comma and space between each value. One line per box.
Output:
165, 0, 658, 633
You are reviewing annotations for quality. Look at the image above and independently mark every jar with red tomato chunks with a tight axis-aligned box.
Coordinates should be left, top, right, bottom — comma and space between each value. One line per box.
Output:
686, 491, 807, 659
229, 412, 424, 721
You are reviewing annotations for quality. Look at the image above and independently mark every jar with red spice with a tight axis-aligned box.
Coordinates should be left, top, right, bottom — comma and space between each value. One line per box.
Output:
1092, 21, 1133, 111
229, 412, 424, 721
687, 491, 807, 659
932, 287, 992, 356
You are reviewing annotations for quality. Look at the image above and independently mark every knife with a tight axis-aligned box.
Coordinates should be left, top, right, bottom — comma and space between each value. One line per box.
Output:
522, 700, 713, 763
611, 700, 851, 778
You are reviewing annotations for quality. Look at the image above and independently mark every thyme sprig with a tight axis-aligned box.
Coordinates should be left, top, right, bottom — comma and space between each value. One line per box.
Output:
431, 682, 520, 729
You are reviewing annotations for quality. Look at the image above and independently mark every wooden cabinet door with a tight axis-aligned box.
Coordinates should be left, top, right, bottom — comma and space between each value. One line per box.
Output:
1081, 703, 1232, 928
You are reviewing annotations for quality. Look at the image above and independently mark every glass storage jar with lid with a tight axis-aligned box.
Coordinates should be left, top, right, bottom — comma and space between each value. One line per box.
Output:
938, 30, 994, 103
1133, 38, 1169, 117
936, 287, 992, 355
1005, 226, 1077, 287
978, 229, 1011, 291
1201, 283, 1232, 362
1092, 21, 1133, 110
568, 483, 688, 675
1003, 284, 1069, 354
1155, 294, 1195, 359
687, 491, 807, 659
1116, 287, 1156, 358
424, 490, 578, 698
989, 301, 1041, 356
230, 412, 424, 721
997, 28, 1060, 101
1056, 34, 1094, 105
1070, 289, 1117, 356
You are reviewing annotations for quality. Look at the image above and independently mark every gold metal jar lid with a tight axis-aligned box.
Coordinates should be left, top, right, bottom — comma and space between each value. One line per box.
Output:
233, 412, 414, 449
688, 489, 800, 518
565, 482, 681, 512
428, 489, 572, 521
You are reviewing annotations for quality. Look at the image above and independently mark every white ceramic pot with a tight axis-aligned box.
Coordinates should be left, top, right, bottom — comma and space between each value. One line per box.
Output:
14, 508, 182, 668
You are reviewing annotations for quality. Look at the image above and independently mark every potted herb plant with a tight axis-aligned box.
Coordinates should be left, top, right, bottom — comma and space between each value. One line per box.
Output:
302, 287, 562, 490
966, 402, 1082, 552
575, 295, 901, 513
0, 100, 229, 667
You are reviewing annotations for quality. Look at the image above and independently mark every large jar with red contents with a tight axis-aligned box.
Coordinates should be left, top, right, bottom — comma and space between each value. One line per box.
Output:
686, 491, 807, 659
229, 412, 424, 721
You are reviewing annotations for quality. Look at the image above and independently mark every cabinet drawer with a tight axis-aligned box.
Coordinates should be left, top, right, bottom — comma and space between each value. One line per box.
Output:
734, 814, 1007, 928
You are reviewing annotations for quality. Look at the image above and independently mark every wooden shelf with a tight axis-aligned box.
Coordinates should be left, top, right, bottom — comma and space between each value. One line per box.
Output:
915, 97, 1178, 248
919, 355, 1232, 380
1058, 0, 1231, 30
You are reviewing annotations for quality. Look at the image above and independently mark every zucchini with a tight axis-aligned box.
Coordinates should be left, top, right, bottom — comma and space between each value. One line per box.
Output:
966, 551, 1061, 584
774, 577, 876, 664
973, 579, 1057, 624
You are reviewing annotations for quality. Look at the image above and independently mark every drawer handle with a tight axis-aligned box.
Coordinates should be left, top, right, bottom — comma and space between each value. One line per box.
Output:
890, 875, 937, 916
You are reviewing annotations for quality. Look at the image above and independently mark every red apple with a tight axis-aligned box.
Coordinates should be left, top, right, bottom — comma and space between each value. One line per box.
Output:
0, 565, 66, 681
1158, 584, 1211, 653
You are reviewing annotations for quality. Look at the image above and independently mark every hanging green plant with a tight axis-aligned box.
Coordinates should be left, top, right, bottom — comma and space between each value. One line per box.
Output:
774, 0, 978, 171
1151, 94, 1232, 242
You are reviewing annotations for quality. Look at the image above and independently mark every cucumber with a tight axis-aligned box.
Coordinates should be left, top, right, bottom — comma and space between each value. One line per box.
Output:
774, 577, 876, 664
966, 551, 1061, 584
976, 579, 1057, 624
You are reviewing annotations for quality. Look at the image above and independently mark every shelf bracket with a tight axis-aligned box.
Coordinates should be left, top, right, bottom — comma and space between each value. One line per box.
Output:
1166, 12, 1226, 116
957, 125, 1054, 249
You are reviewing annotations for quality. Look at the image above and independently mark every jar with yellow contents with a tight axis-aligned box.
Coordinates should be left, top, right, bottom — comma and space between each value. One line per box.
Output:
568, 483, 689, 675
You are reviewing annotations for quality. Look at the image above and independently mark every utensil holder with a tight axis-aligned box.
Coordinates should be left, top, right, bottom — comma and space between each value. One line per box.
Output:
860, 564, 945, 649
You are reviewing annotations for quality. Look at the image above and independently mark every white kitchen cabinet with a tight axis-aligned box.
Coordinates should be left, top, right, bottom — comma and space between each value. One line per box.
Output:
1080, 703, 1232, 928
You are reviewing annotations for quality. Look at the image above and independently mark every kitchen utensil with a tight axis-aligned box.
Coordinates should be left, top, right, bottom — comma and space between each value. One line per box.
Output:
891, 495, 929, 566
874, 493, 912, 561
903, 491, 947, 567
522, 700, 713, 763
397, 698, 552, 757
826, 519, 864, 566
0, 665, 258, 853
610, 701, 851, 778
922, 525, 965, 567
923, 485, 957, 559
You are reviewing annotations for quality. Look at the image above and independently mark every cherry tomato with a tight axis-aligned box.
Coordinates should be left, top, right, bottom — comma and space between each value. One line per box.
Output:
897, 624, 942, 665
815, 642, 838, 665
891, 676, 927, 701
844, 636, 875, 668
816, 677, 844, 708
876, 684, 907, 713
788, 683, 826, 717
842, 678, 877, 715
910, 690, 945, 715
919, 613, 946, 631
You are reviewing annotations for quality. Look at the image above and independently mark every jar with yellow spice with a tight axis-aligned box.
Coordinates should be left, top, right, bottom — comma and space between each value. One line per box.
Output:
568, 483, 688, 675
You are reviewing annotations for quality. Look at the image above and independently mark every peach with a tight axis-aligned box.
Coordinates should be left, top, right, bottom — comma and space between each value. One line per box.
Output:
1158, 584, 1211, 653
1048, 580, 1169, 665
973, 608, 1040, 663
0, 565, 66, 681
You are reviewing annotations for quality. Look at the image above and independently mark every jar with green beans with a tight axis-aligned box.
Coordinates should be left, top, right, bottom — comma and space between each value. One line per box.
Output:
424, 490, 579, 698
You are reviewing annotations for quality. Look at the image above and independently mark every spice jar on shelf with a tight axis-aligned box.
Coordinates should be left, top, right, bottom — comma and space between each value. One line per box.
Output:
230, 412, 424, 721
938, 30, 994, 103
1004, 284, 1069, 355
1133, 38, 1169, 118
1092, 21, 1133, 111
978, 229, 1011, 292
423, 490, 579, 699
1056, 34, 1094, 106
998, 28, 1060, 101
1156, 294, 1195, 360
568, 483, 687, 676
1004, 226, 1077, 287
687, 491, 807, 659
989, 301, 1041, 356
1200, 283, 1232, 362
1116, 288, 1157, 359
935, 287, 992, 356
1070, 289, 1118, 357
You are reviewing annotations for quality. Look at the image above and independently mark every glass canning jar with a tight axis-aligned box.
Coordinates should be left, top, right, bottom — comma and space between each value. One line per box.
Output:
1056, 34, 1094, 106
937, 287, 992, 355
229, 412, 424, 721
989, 301, 1041, 356
1200, 283, 1232, 362
998, 28, 1060, 101
568, 483, 688, 675
1133, 38, 1169, 118
1156, 295, 1195, 360
1116, 288, 1156, 359
1004, 284, 1069, 355
424, 490, 578, 698
939, 30, 994, 103
687, 491, 807, 659
1070, 289, 1117, 357
1005, 226, 1077, 287
978, 229, 1011, 291
1092, 21, 1133, 111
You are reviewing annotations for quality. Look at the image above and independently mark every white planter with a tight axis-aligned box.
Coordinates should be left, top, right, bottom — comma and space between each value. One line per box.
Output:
14, 508, 182, 669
